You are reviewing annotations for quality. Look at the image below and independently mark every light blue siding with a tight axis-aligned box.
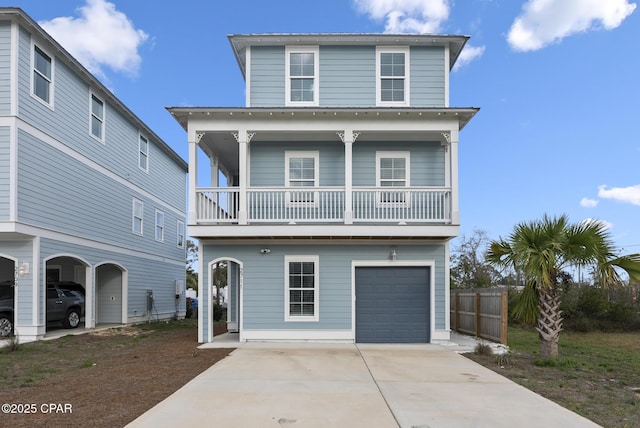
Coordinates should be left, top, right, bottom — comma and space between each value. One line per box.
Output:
410, 46, 446, 107
319, 45, 376, 107
250, 141, 344, 186
249, 46, 285, 107
0, 21, 11, 115
248, 44, 446, 108
203, 243, 447, 333
0, 127, 9, 220
353, 141, 445, 186
17, 129, 185, 262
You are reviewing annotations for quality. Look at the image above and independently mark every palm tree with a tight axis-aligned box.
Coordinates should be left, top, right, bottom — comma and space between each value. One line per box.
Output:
486, 214, 640, 359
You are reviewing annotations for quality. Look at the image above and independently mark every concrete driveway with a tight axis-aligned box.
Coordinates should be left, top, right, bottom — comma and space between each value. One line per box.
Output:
128, 343, 598, 428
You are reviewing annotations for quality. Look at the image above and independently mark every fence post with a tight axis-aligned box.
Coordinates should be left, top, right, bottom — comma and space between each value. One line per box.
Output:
475, 292, 481, 338
454, 292, 460, 332
500, 290, 508, 345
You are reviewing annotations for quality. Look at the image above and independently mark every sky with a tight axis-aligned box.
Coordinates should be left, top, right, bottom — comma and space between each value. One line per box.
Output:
9, 0, 640, 255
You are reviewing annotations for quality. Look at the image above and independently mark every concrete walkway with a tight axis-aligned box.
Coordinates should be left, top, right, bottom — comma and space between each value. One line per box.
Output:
128, 342, 598, 428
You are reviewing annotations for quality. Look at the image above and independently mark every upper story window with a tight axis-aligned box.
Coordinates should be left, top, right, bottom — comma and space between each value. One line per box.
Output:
177, 221, 185, 248
90, 93, 105, 141
155, 210, 165, 242
376, 47, 409, 106
33, 45, 54, 106
284, 255, 319, 321
285, 46, 319, 106
139, 134, 149, 172
132, 199, 144, 235
285, 151, 319, 205
376, 151, 410, 204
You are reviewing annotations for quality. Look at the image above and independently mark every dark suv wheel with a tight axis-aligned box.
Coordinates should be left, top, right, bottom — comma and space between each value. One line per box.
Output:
62, 309, 81, 329
0, 313, 12, 337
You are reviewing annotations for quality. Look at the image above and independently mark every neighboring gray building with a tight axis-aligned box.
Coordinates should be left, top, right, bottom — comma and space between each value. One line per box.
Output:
169, 33, 478, 344
0, 8, 188, 343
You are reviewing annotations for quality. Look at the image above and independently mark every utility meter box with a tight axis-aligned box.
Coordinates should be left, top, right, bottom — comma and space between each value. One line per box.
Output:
146, 290, 154, 312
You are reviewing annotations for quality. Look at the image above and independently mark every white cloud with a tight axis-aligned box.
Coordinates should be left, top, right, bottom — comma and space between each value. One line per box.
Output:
507, 0, 636, 51
453, 44, 485, 70
580, 197, 599, 208
598, 184, 640, 206
39, 0, 149, 78
582, 218, 613, 230
353, 0, 450, 33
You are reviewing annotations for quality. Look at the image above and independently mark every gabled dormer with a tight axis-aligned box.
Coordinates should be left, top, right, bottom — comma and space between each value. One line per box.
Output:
228, 34, 469, 108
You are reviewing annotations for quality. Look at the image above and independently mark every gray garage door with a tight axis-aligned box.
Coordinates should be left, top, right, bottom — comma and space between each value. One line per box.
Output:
355, 266, 430, 343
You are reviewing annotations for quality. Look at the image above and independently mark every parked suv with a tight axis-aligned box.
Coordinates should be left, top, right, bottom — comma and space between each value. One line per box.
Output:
46, 283, 85, 329
0, 280, 14, 337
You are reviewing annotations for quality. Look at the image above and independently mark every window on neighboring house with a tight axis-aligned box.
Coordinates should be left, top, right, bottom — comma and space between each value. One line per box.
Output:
155, 210, 164, 242
33, 45, 53, 105
285, 256, 319, 321
177, 221, 185, 248
286, 46, 319, 106
139, 134, 149, 172
90, 93, 105, 140
377, 47, 409, 106
132, 199, 144, 235
376, 151, 410, 204
285, 151, 319, 205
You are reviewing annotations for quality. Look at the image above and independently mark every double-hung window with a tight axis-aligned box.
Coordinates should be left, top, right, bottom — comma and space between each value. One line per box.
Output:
90, 93, 105, 141
285, 46, 319, 106
376, 47, 409, 106
155, 210, 164, 242
376, 151, 410, 205
177, 221, 185, 248
139, 134, 149, 172
33, 45, 53, 105
132, 199, 144, 235
285, 151, 319, 206
285, 256, 319, 321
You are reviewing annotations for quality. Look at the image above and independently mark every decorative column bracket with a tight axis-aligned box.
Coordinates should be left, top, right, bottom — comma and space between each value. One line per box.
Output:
441, 132, 451, 151
195, 132, 205, 143
337, 131, 361, 143
232, 131, 256, 143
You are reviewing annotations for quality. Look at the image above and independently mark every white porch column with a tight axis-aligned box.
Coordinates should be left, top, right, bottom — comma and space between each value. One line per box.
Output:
210, 156, 219, 188
339, 130, 359, 225
449, 130, 460, 225
234, 130, 253, 225
187, 132, 201, 224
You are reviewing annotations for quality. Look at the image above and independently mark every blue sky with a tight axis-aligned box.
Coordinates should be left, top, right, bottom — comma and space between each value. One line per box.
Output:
10, 0, 640, 255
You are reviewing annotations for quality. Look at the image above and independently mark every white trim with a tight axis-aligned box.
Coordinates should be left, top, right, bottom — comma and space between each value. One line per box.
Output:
444, 240, 451, 332
376, 46, 410, 107
375, 151, 411, 207
284, 255, 319, 322
89, 91, 105, 143
154, 209, 165, 242
431, 329, 451, 341
241, 329, 352, 342
176, 220, 185, 249
138, 133, 149, 173
94, 262, 128, 325
10, 21, 18, 116
351, 260, 436, 343
132, 198, 144, 236
285, 45, 319, 107
32, 236, 39, 325
197, 245, 205, 343
284, 150, 320, 207
444, 45, 450, 107
9, 121, 17, 222
245, 46, 251, 107
30, 41, 55, 109
206, 257, 244, 343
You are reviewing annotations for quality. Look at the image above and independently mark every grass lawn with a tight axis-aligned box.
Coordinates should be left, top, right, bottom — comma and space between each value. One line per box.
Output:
466, 325, 640, 428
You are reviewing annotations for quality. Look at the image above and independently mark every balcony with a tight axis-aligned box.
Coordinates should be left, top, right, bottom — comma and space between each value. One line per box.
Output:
195, 187, 451, 225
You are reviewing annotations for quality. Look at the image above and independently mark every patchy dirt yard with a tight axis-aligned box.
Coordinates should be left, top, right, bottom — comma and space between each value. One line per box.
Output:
0, 320, 231, 427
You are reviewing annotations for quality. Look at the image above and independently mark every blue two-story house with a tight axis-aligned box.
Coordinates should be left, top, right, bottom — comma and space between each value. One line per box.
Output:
169, 33, 478, 344
0, 8, 188, 343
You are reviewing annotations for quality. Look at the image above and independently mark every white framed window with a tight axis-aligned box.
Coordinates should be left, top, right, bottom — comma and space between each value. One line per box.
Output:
132, 199, 144, 235
32, 44, 54, 106
284, 255, 319, 321
285, 46, 319, 106
139, 134, 149, 172
376, 151, 410, 205
155, 210, 164, 242
177, 221, 185, 248
285, 150, 319, 206
90, 92, 105, 141
376, 47, 409, 106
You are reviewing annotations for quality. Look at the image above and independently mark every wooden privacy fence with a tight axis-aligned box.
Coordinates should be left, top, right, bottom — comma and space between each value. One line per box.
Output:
450, 288, 508, 344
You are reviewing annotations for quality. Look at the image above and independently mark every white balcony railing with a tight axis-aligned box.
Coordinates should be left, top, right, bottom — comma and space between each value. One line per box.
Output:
195, 187, 451, 224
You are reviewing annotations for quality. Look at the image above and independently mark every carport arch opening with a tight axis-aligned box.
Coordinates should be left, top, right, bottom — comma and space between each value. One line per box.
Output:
0, 255, 17, 338
44, 254, 90, 332
95, 262, 127, 325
